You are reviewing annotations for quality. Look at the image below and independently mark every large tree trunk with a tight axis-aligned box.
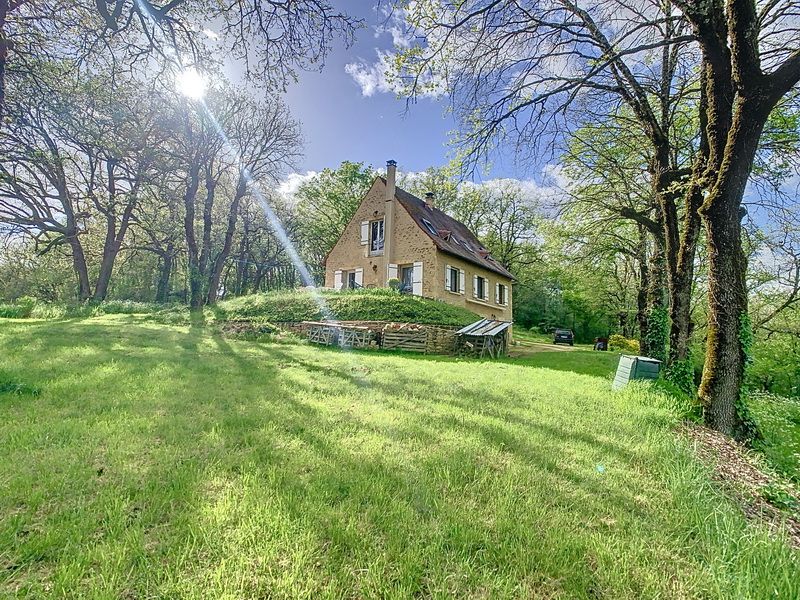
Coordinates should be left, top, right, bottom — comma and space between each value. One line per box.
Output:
640, 237, 668, 362
156, 246, 174, 303
182, 159, 203, 310
668, 184, 703, 365
68, 235, 92, 301
698, 94, 769, 440
206, 182, 245, 304
635, 225, 650, 340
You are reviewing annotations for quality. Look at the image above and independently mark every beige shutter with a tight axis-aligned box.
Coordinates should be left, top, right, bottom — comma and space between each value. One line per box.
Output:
495, 282, 500, 304
484, 278, 490, 301
387, 263, 398, 281
355, 267, 363, 287
473, 275, 478, 298
459, 269, 465, 294
445, 264, 452, 291
334, 270, 343, 290
412, 261, 423, 296
360, 221, 369, 245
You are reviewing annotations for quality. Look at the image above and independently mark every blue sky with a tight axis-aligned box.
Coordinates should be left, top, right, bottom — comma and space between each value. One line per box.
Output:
265, 1, 528, 183
279, 2, 457, 177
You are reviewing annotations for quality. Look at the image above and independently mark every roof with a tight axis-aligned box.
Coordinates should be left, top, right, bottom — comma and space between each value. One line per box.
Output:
381, 178, 514, 280
456, 319, 513, 336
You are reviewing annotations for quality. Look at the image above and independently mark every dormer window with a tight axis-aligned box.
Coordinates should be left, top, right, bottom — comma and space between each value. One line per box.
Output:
421, 218, 438, 236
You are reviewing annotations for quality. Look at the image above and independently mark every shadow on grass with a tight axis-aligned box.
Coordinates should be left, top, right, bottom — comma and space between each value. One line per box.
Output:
1, 317, 796, 598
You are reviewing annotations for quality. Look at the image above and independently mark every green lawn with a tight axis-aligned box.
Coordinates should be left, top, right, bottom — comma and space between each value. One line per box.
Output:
1, 316, 798, 598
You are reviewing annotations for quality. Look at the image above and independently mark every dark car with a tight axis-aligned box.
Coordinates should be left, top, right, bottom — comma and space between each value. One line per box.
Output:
553, 329, 574, 346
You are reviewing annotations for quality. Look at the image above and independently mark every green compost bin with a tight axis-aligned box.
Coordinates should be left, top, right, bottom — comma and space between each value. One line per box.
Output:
612, 355, 661, 390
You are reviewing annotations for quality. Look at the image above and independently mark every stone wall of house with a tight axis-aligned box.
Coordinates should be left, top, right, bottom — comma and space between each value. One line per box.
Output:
431, 252, 513, 322
324, 178, 438, 296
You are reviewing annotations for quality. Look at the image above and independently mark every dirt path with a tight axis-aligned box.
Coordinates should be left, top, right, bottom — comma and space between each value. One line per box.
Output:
509, 340, 584, 357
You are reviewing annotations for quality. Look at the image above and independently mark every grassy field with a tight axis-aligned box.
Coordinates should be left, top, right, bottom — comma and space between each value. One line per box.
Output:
1, 316, 798, 598
751, 393, 800, 484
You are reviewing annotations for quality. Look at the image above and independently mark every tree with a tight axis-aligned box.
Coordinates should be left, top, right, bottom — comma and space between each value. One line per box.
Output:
0, 0, 361, 121
392, 0, 705, 367
0, 63, 168, 300
173, 87, 301, 309
391, 0, 800, 438
673, 0, 800, 438
293, 161, 376, 282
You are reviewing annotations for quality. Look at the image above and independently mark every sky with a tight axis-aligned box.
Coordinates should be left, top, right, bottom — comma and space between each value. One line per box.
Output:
269, 2, 524, 185
278, 2, 452, 178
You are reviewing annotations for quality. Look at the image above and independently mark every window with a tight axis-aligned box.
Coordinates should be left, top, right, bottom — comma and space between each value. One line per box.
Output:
421, 218, 438, 236
474, 275, 487, 301
347, 271, 357, 289
447, 266, 460, 293
497, 283, 507, 305
370, 219, 384, 254
399, 264, 414, 293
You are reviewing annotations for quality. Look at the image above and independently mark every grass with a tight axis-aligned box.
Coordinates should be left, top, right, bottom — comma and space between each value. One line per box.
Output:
1, 316, 798, 598
751, 392, 800, 484
214, 288, 480, 326
0, 288, 481, 328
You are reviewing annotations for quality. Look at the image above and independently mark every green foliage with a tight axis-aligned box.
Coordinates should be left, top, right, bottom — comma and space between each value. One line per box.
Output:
294, 161, 376, 281
215, 288, 479, 326
608, 334, 640, 354
387, 278, 401, 290
735, 314, 761, 443
1, 317, 799, 597
643, 306, 668, 363
761, 483, 800, 512
748, 334, 800, 398
665, 356, 696, 397
750, 392, 800, 483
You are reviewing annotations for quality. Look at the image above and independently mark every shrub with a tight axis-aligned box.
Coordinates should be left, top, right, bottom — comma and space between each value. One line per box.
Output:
608, 334, 640, 354
215, 288, 479, 326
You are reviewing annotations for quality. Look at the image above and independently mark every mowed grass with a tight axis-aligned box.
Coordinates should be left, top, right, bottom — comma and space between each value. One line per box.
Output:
0, 317, 798, 599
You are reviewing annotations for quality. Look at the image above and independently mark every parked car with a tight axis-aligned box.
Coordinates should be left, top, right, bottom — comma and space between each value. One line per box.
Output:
553, 329, 574, 346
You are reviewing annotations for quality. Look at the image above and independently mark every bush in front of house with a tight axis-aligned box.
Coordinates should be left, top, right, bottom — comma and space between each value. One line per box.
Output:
215, 288, 480, 326
609, 334, 640, 354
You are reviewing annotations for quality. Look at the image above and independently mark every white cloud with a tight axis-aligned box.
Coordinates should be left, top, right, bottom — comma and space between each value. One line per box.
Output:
345, 51, 398, 97
278, 171, 317, 203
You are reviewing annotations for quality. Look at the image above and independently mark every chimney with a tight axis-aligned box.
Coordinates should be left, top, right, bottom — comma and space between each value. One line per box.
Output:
386, 159, 397, 201
383, 160, 396, 269
425, 192, 435, 209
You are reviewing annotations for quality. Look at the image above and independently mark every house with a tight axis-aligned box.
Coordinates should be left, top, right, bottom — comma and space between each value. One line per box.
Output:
324, 160, 513, 321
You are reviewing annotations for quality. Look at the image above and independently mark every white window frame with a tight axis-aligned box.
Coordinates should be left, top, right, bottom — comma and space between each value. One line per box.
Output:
369, 219, 384, 255
496, 282, 508, 306
473, 275, 488, 302
445, 265, 461, 294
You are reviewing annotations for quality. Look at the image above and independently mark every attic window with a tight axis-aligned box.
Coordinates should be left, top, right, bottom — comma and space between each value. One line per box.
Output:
421, 218, 438, 236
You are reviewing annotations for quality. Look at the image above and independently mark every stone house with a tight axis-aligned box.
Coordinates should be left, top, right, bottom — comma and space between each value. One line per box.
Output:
324, 160, 513, 321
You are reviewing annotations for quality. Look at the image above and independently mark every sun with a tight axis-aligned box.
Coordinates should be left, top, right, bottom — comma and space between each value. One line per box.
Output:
176, 68, 208, 100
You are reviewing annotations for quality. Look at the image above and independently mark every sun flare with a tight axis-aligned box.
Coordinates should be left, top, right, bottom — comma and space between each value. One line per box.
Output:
176, 68, 207, 100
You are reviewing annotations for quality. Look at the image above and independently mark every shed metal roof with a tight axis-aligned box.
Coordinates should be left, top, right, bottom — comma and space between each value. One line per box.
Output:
456, 319, 513, 337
